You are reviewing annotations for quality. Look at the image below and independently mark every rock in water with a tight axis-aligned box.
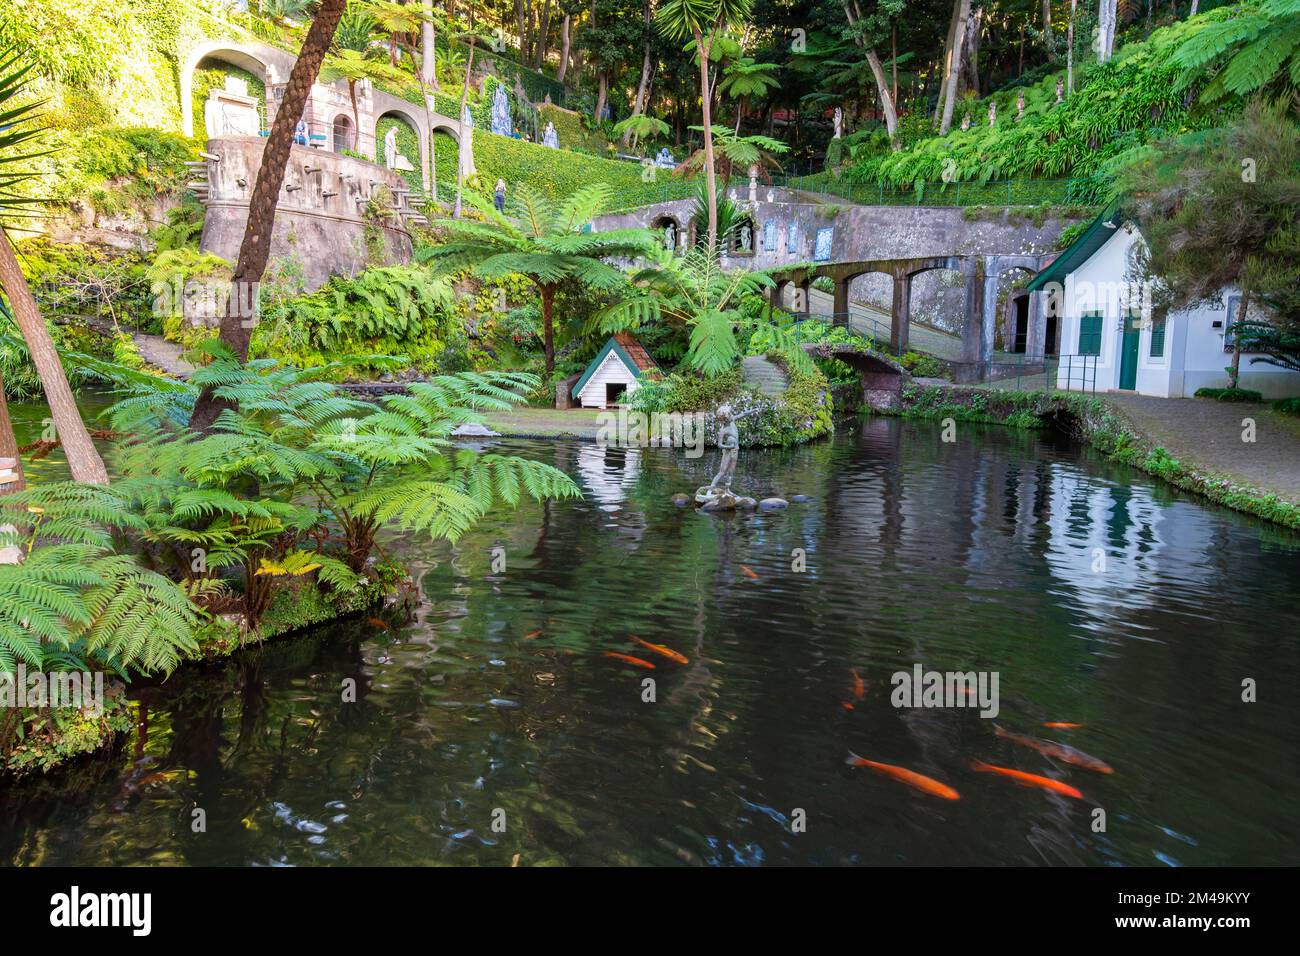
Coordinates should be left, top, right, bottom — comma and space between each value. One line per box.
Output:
758, 497, 789, 511
672, 493, 691, 507
452, 422, 501, 438
791, 494, 811, 503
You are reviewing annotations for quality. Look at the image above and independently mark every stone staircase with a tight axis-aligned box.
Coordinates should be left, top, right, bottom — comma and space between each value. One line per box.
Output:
742, 355, 790, 396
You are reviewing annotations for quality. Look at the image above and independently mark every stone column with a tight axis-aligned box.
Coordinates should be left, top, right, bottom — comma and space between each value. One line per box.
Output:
890, 274, 911, 353
833, 277, 850, 326
961, 260, 989, 379
1025, 290, 1046, 361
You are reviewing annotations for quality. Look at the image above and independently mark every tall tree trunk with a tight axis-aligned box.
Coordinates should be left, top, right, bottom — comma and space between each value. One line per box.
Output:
1097, 0, 1117, 63
189, 0, 348, 433
557, 15, 571, 83
0, 239, 107, 484
455, 38, 477, 219
1228, 289, 1249, 389
422, 0, 437, 89
1042, 0, 1056, 55
844, 4, 899, 146
939, 0, 971, 135
964, 6, 983, 97
935, 0, 963, 124
1067, 0, 1077, 93
594, 70, 608, 123
540, 285, 556, 377
536, 0, 553, 68
624, 2, 653, 146
1190, 0, 1199, 14
696, 26, 718, 251
0, 371, 26, 496
891, 21, 898, 107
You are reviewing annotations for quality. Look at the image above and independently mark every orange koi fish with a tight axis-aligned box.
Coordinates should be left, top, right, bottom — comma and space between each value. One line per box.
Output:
632, 637, 689, 665
741, 565, 759, 579
851, 669, 866, 701
366, 617, 389, 630
524, 629, 543, 640
970, 760, 1083, 799
1042, 722, 1085, 730
846, 753, 960, 800
994, 725, 1113, 774
603, 652, 656, 670
840, 701, 855, 712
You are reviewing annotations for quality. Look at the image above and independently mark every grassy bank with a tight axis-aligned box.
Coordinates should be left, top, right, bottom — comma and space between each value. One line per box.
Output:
886, 383, 1300, 531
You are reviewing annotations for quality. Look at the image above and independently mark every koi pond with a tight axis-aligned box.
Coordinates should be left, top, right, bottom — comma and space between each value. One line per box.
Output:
3, 412, 1299, 866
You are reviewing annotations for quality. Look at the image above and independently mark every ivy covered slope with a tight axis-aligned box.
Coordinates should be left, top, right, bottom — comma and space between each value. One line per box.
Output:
841, 12, 1235, 200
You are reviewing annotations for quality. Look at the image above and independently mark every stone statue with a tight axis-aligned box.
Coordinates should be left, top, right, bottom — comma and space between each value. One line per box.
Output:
383, 126, 399, 168
833, 106, 843, 139
987, 101, 996, 126
1055, 78, 1064, 103
655, 147, 676, 168
542, 121, 559, 148
490, 84, 513, 137
694, 403, 758, 508
1016, 90, 1026, 121
961, 114, 970, 131
738, 221, 752, 252
663, 220, 677, 250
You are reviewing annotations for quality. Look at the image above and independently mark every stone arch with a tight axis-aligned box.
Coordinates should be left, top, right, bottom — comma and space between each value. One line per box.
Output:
181, 40, 293, 138
374, 108, 428, 192
650, 214, 682, 252
985, 255, 1050, 360
332, 113, 355, 153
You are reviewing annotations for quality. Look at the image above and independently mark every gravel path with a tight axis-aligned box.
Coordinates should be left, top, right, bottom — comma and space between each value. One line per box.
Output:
1102, 393, 1300, 504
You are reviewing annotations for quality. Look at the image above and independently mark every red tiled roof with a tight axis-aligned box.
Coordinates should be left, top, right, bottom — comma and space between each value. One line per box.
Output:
613, 332, 660, 375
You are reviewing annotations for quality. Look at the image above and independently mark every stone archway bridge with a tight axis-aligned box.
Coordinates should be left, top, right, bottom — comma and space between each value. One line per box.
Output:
770, 253, 1050, 380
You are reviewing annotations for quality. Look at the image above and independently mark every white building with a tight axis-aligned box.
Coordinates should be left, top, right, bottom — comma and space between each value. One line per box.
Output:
1030, 212, 1300, 398
570, 333, 661, 410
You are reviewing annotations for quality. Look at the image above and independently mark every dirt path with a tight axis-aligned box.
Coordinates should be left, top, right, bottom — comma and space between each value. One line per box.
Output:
1102, 393, 1300, 504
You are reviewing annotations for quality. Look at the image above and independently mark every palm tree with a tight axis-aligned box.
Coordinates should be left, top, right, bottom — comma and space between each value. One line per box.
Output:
423, 184, 656, 377
0, 48, 108, 487
190, 0, 350, 432
678, 125, 788, 184
717, 56, 779, 133
656, 0, 755, 252
593, 244, 799, 378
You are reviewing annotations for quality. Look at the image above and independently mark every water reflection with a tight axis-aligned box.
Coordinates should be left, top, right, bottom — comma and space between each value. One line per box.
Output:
2, 418, 1298, 866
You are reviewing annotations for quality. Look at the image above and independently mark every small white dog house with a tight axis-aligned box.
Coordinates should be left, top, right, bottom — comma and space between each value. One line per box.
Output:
571, 333, 661, 409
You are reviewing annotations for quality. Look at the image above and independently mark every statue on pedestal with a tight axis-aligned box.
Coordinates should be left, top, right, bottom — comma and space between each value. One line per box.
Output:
384, 126, 399, 168
542, 121, 559, 148
490, 84, 513, 137
694, 404, 758, 509
656, 147, 676, 168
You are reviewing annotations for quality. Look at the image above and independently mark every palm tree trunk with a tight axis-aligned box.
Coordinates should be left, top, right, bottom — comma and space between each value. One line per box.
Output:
422, 0, 437, 89
1229, 288, 1249, 389
350, 80, 361, 150
190, 0, 348, 434
455, 38, 477, 219
696, 26, 718, 251
0, 238, 107, 484
0, 371, 26, 496
1067, 0, 1077, 93
541, 285, 556, 377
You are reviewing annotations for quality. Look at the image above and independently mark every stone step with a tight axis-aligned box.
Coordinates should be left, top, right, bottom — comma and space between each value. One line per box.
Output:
741, 355, 790, 397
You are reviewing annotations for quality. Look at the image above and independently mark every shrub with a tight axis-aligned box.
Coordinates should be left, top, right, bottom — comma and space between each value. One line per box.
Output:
1194, 386, 1264, 403
1272, 397, 1300, 416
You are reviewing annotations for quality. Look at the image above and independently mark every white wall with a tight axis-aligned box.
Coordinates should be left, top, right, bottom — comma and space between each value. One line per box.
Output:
576, 352, 641, 409
1054, 225, 1300, 399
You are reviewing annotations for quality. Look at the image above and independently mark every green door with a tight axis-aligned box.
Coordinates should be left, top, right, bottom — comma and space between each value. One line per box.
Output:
1118, 316, 1141, 391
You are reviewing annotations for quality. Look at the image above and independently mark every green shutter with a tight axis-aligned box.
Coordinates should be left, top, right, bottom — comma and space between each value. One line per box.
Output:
1149, 318, 1166, 358
1078, 313, 1103, 356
